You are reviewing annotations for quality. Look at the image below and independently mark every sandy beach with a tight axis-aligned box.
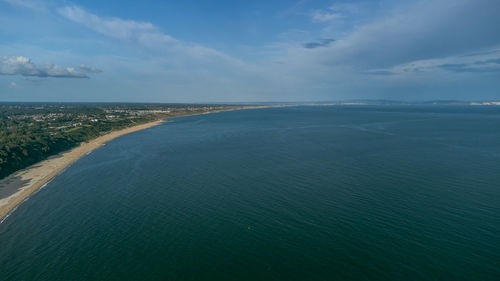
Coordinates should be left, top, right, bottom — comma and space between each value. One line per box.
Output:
0, 105, 288, 222
0, 120, 164, 222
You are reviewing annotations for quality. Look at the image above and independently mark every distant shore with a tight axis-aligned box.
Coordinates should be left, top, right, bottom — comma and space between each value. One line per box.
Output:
0, 105, 285, 222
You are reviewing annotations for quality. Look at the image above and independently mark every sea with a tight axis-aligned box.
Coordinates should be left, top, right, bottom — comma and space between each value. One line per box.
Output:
0, 106, 499, 280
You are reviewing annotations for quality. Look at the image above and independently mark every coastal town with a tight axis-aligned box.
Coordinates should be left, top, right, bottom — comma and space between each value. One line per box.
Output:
1, 103, 235, 135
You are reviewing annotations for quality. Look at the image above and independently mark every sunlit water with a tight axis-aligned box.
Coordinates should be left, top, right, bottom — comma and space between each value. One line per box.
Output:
1, 106, 499, 280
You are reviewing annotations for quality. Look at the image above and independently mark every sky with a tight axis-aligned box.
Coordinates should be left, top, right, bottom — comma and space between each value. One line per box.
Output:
0, 0, 499, 102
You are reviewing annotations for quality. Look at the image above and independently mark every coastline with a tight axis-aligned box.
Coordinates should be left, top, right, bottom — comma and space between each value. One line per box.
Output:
0, 120, 164, 222
0, 105, 286, 222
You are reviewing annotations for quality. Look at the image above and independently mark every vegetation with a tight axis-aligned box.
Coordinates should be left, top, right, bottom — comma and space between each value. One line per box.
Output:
0, 103, 238, 179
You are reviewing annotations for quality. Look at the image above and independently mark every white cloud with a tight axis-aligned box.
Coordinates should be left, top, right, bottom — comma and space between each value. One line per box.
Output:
0, 56, 98, 78
367, 48, 500, 75
57, 6, 177, 47
9, 81, 16, 87
1, 0, 46, 10
311, 11, 342, 23
253, 0, 500, 100
328, 3, 360, 13
302, 0, 500, 71
79, 64, 102, 73
310, 3, 360, 23
57, 5, 244, 67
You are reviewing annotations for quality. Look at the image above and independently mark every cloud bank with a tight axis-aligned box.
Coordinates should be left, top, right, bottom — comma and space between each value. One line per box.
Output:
0, 56, 99, 78
366, 49, 500, 75
1, 0, 499, 101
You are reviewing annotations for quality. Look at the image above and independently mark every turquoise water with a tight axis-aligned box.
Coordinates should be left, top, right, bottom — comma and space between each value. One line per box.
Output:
1, 106, 499, 280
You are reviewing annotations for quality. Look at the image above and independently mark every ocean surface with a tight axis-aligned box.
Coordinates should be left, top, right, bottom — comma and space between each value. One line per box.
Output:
1, 106, 499, 280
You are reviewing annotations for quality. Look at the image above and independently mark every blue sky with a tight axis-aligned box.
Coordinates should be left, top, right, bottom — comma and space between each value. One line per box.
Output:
0, 0, 499, 102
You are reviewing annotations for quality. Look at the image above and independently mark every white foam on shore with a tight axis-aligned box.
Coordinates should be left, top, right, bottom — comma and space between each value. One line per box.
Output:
0, 205, 18, 225
60, 163, 72, 174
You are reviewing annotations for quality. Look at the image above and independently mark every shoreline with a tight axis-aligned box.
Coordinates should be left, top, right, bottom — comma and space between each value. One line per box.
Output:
0, 119, 165, 222
0, 105, 285, 222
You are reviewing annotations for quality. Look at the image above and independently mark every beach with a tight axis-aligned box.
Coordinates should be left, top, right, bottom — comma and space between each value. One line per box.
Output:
0, 120, 164, 222
0, 105, 283, 222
